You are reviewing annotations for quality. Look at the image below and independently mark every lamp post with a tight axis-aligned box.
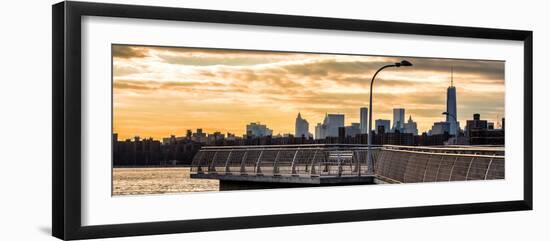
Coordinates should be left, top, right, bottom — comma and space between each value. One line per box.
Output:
442, 111, 457, 136
442, 111, 457, 122
365, 60, 412, 176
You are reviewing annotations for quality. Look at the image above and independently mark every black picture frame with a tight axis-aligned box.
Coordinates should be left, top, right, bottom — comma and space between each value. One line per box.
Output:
52, 1, 533, 240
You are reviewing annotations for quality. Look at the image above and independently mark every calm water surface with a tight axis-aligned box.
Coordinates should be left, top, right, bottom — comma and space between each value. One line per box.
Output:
113, 167, 219, 196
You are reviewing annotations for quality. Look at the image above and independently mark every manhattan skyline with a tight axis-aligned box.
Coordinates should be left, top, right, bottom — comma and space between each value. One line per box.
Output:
113, 44, 505, 140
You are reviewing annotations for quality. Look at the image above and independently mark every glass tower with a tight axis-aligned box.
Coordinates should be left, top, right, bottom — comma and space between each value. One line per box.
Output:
446, 68, 458, 136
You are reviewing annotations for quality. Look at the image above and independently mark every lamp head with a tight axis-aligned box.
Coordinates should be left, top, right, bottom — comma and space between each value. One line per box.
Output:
395, 60, 413, 67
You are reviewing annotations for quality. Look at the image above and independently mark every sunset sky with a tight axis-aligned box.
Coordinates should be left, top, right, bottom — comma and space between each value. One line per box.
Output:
112, 45, 505, 140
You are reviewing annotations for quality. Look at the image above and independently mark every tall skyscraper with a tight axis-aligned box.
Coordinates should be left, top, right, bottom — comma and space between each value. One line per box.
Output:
295, 112, 310, 138
446, 67, 458, 136
359, 107, 368, 134
392, 108, 405, 132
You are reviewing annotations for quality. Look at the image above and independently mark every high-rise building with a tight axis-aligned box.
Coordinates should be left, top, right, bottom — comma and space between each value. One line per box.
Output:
325, 114, 345, 138
446, 67, 459, 136
403, 115, 418, 136
392, 108, 405, 132
359, 107, 368, 134
246, 122, 273, 137
315, 113, 344, 139
315, 122, 325, 140
375, 119, 391, 134
295, 112, 310, 138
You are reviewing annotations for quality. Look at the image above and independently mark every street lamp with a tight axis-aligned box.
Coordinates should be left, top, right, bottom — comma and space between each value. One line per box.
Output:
365, 60, 412, 176
442, 111, 457, 136
442, 111, 457, 122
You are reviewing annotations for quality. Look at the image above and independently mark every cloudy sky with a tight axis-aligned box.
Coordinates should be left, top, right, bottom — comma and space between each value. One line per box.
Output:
112, 45, 505, 140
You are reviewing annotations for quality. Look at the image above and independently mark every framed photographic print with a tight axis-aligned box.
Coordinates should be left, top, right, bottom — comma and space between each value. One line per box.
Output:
52, 1, 533, 240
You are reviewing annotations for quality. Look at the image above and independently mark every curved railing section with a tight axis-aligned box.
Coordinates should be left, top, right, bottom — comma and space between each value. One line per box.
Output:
190, 144, 376, 177
190, 144, 504, 183
375, 146, 504, 183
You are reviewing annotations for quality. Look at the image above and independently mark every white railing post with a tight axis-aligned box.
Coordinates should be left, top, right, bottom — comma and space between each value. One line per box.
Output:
194, 151, 205, 173
448, 156, 459, 181
464, 156, 476, 180
290, 149, 300, 176
484, 154, 496, 180
255, 150, 264, 175
434, 155, 445, 181
308, 149, 319, 176
273, 150, 281, 176
223, 150, 233, 174
239, 151, 248, 174
208, 151, 218, 173
422, 154, 432, 182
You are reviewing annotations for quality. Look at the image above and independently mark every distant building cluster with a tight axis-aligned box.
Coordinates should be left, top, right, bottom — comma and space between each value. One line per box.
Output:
246, 122, 273, 137
112, 134, 200, 166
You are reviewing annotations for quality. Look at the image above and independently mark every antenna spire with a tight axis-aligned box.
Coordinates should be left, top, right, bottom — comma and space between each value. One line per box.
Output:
451, 66, 454, 87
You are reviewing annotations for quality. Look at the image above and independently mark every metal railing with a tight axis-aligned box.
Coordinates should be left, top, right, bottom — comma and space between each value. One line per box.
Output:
382, 145, 504, 156
375, 146, 504, 183
190, 144, 377, 177
190, 144, 505, 182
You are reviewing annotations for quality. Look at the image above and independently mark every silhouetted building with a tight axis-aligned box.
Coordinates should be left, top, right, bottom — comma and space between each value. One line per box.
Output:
295, 112, 311, 138
373, 131, 414, 146
246, 122, 273, 137
403, 115, 418, 136
416, 132, 452, 146
375, 119, 391, 134
430, 121, 450, 136
113, 135, 162, 166
465, 113, 504, 145
315, 113, 344, 139
393, 108, 405, 132
207, 132, 225, 145
359, 107, 368, 134
446, 68, 459, 136
377, 125, 386, 134
192, 129, 207, 143
338, 127, 346, 143
315, 122, 325, 140
465, 113, 487, 133
345, 123, 361, 137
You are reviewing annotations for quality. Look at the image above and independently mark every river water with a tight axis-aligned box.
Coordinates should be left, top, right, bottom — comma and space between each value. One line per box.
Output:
112, 167, 219, 195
